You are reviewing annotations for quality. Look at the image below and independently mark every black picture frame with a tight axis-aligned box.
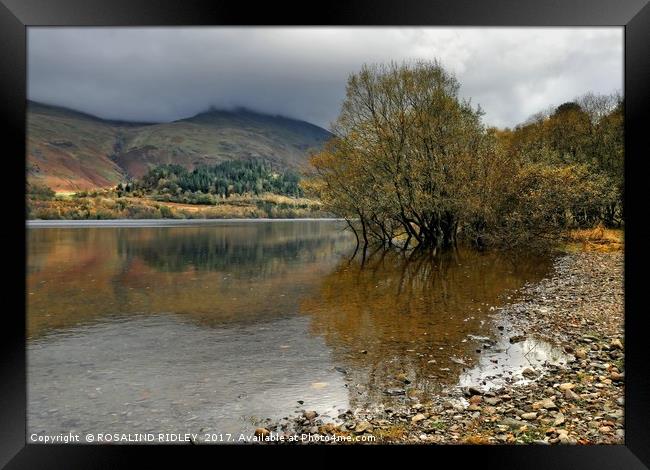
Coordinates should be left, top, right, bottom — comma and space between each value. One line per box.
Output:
2, 0, 649, 467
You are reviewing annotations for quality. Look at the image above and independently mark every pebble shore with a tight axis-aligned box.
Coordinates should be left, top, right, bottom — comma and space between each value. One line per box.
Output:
257, 250, 624, 444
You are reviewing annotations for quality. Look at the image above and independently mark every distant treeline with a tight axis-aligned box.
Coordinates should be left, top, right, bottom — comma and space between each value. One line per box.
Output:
122, 159, 303, 203
25, 158, 319, 219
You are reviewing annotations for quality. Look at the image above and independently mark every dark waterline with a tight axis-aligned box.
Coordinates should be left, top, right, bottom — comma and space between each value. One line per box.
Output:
27, 220, 564, 438
26, 218, 345, 228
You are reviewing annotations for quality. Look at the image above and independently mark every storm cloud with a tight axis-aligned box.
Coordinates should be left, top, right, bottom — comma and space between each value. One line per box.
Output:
27, 27, 623, 129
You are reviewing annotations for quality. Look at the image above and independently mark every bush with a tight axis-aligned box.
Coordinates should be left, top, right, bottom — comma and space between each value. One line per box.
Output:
159, 205, 174, 218
27, 183, 55, 200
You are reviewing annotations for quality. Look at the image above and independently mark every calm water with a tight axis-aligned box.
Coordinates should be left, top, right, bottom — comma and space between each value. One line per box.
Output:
27, 220, 565, 439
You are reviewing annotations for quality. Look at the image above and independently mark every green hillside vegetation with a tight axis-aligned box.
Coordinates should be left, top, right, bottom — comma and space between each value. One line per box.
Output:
128, 159, 303, 205
27, 158, 323, 220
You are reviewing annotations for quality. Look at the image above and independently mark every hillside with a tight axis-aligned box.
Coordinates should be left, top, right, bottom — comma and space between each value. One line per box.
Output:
26, 102, 129, 191
26, 101, 332, 192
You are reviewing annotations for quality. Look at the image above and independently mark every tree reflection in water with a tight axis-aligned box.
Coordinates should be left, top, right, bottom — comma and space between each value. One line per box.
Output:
27, 222, 554, 410
300, 247, 553, 407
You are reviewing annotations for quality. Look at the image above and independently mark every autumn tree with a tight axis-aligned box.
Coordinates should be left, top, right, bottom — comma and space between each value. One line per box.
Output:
306, 61, 621, 254
501, 91, 623, 226
309, 61, 498, 252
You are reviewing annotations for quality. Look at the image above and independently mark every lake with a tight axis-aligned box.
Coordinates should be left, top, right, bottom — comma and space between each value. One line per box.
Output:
27, 219, 564, 439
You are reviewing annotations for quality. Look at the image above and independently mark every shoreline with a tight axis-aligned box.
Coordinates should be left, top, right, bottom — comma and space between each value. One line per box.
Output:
26, 218, 346, 228
256, 249, 624, 444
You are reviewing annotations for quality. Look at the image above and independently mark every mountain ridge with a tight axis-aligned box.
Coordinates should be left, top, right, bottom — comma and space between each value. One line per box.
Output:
27, 101, 331, 192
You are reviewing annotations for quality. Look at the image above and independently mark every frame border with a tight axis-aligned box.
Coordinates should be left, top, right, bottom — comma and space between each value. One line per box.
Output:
2, 0, 648, 467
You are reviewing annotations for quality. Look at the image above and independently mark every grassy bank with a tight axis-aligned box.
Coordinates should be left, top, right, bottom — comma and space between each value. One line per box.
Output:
562, 226, 623, 252
27, 190, 327, 220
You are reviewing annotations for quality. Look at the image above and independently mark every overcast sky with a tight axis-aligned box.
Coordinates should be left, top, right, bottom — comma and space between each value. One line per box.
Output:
27, 27, 623, 129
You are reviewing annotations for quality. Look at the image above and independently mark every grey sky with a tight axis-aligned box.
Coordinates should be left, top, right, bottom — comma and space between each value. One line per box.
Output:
27, 27, 623, 129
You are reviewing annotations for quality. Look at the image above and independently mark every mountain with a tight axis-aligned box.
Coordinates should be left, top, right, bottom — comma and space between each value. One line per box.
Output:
26, 101, 332, 192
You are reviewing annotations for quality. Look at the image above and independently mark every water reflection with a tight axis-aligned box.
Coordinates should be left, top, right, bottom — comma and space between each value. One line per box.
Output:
117, 222, 342, 273
27, 221, 354, 337
300, 248, 553, 407
28, 314, 350, 436
458, 337, 572, 391
27, 221, 555, 437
